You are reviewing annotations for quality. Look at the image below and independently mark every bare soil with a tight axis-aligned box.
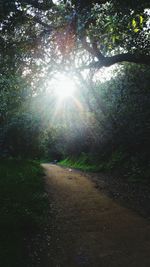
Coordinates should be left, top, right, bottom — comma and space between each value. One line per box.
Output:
42, 163, 150, 267
85, 171, 150, 219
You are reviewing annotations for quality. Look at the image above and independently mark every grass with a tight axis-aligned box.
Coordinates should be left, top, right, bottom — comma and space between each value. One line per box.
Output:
0, 159, 49, 267
59, 151, 150, 183
59, 157, 99, 172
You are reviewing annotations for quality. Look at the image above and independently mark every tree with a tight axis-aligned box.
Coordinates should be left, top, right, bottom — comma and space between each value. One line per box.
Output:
0, 0, 150, 163
0, 0, 150, 79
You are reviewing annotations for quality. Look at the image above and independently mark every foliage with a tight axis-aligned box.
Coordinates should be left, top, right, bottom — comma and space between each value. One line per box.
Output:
0, 74, 30, 122
59, 155, 98, 172
1, 1, 150, 263
0, 159, 49, 267
58, 63, 150, 181
0, 0, 149, 81
0, 1, 150, 171
0, 112, 47, 158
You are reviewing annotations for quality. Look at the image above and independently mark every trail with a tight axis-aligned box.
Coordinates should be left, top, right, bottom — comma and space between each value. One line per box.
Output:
42, 164, 150, 267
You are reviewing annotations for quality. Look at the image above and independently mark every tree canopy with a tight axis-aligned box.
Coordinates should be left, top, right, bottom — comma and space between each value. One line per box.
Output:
0, 1, 150, 181
0, 0, 150, 82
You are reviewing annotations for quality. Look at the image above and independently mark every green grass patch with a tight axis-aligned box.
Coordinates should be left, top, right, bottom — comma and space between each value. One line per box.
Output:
59, 151, 150, 183
59, 157, 100, 172
0, 159, 49, 267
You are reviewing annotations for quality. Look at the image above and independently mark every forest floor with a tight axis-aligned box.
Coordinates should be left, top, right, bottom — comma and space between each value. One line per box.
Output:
41, 163, 150, 267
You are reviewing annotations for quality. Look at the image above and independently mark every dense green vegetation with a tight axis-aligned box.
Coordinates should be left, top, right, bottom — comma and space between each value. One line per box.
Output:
0, 0, 150, 263
0, 1, 149, 177
0, 160, 49, 267
59, 63, 150, 181
60, 155, 98, 172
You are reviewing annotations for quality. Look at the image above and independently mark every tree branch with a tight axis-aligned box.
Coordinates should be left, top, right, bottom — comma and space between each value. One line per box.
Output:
81, 34, 150, 67
32, 16, 53, 30
81, 36, 105, 60
87, 53, 150, 69
104, 53, 150, 66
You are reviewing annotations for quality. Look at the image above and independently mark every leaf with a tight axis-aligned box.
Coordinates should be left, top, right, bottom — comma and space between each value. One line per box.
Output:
139, 15, 143, 25
112, 35, 115, 43
132, 18, 136, 28
134, 28, 139, 33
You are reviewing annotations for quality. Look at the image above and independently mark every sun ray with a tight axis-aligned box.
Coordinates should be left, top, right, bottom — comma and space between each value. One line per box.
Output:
48, 74, 76, 101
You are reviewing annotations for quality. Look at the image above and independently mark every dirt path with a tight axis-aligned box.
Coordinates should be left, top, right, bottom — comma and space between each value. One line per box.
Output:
42, 164, 150, 267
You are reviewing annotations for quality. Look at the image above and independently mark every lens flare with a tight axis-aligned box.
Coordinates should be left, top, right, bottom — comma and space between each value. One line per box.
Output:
50, 74, 76, 100
55, 78, 76, 99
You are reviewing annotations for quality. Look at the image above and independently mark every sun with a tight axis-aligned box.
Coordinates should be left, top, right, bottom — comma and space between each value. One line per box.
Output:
52, 74, 76, 100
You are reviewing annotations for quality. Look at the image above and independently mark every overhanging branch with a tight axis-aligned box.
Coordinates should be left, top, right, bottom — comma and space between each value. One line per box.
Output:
87, 53, 150, 69
81, 35, 150, 67
103, 53, 150, 66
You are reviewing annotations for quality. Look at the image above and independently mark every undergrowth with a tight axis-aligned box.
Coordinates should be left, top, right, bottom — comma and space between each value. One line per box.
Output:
0, 159, 49, 267
59, 151, 150, 183
59, 156, 97, 172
